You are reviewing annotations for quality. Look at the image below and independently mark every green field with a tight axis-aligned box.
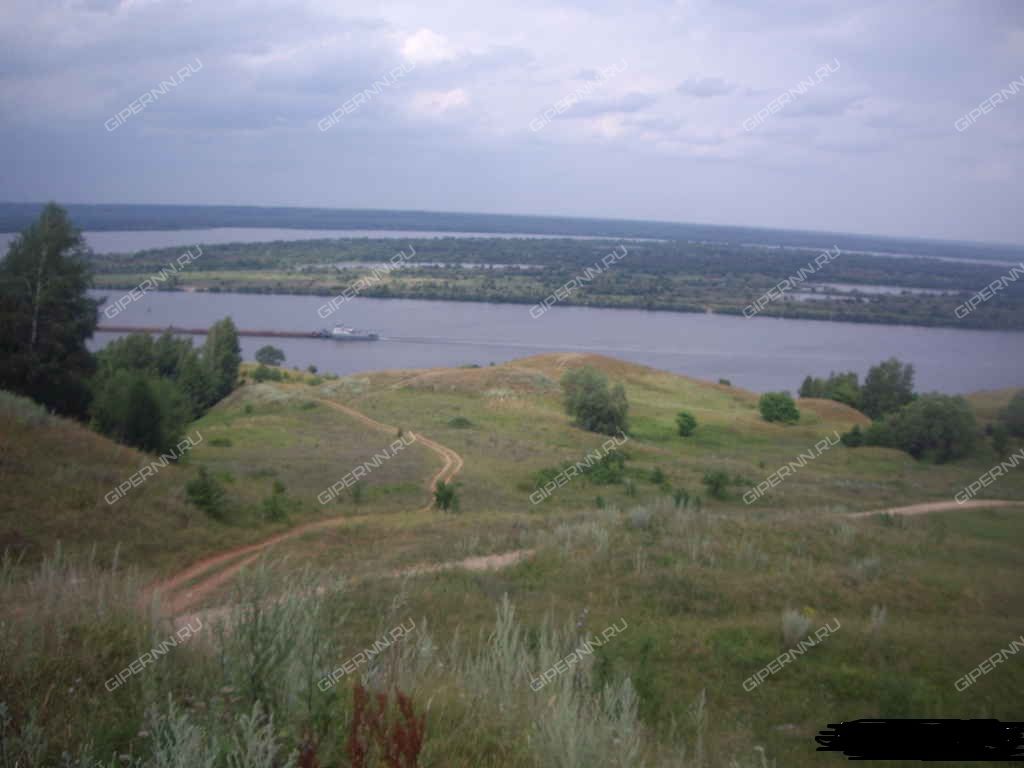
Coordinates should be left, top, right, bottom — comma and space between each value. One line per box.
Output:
2, 355, 1023, 767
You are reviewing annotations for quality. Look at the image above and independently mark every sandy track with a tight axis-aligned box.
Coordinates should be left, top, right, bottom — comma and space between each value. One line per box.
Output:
847, 499, 1024, 519
149, 395, 465, 617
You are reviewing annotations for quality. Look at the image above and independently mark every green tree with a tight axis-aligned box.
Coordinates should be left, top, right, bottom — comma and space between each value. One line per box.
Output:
90, 369, 191, 453
702, 470, 730, 500
433, 480, 459, 512
861, 358, 915, 419
676, 411, 697, 437
203, 317, 241, 402
759, 392, 800, 424
992, 423, 1010, 456
255, 345, 285, 367
561, 366, 629, 435
865, 394, 977, 463
1000, 391, 1024, 437
0, 203, 99, 417
186, 466, 227, 519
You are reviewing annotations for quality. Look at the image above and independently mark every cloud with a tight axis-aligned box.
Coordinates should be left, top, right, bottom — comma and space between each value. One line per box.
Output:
410, 88, 470, 117
677, 76, 735, 98
401, 29, 457, 65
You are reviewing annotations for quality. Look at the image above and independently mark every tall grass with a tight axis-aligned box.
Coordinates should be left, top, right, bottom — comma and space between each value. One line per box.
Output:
2, 553, 707, 767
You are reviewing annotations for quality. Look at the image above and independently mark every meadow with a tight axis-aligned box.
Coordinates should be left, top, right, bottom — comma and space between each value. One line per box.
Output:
2, 354, 1022, 767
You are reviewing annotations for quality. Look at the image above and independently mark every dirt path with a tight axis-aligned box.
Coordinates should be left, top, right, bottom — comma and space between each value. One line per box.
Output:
150, 395, 464, 617
847, 499, 1024, 519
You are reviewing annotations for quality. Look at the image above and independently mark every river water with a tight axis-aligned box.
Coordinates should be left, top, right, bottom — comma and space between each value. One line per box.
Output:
90, 290, 1024, 395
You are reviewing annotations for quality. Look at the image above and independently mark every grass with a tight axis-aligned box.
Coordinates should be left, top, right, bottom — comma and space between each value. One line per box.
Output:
2, 354, 1023, 766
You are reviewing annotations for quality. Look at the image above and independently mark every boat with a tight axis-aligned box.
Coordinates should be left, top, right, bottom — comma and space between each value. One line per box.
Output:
314, 325, 379, 341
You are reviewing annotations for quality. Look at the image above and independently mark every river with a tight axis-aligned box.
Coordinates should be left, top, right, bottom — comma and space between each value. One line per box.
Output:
89, 290, 1024, 395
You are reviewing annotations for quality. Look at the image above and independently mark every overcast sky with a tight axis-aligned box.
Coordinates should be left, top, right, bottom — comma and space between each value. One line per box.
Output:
1, 0, 1021, 243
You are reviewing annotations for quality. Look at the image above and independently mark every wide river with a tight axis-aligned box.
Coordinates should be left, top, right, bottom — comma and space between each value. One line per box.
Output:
90, 289, 1024, 394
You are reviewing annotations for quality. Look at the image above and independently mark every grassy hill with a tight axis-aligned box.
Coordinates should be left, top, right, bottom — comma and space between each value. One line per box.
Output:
2, 355, 1022, 767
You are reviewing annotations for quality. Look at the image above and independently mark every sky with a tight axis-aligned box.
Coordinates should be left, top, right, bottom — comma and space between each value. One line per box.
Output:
0, 0, 1022, 244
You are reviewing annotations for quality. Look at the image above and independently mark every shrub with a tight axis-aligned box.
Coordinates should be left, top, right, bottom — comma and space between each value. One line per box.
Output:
255, 345, 285, 367
448, 416, 474, 428
1001, 391, 1024, 437
649, 467, 666, 484
864, 394, 977, 463
252, 365, 284, 382
861, 358, 915, 419
675, 411, 697, 437
702, 470, 729, 500
261, 480, 289, 522
186, 466, 227, 519
840, 425, 864, 447
434, 480, 459, 512
307, 376, 323, 386
758, 392, 799, 424
718, 378, 731, 386
561, 367, 629, 435
347, 685, 426, 768
992, 423, 1010, 455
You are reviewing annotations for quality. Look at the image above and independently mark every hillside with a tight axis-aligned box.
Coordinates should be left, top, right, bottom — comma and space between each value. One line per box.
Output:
2, 355, 1023, 767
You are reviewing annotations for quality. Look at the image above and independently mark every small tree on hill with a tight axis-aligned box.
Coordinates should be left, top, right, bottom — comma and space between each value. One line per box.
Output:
203, 317, 241, 402
1001, 391, 1024, 437
864, 393, 977, 463
186, 466, 227, 519
702, 470, 730, 500
861, 358, 915, 419
255, 345, 285, 367
434, 480, 459, 512
676, 411, 697, 436
561, 366, 629, 435
759, 392, 800, 424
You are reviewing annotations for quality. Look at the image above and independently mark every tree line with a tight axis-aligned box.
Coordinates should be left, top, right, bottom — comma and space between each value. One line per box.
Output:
0, 203, 241, 454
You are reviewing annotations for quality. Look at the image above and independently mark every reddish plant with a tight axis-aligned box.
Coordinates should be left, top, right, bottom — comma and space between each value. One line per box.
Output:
347, 684, 426, 768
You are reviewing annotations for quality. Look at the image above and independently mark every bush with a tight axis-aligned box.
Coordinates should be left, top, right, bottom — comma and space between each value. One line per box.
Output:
861, 358, 915, 419
649, 467, 666, 484
840, 425, 865, 447
186, 466, 227, 519
675, 411, 697, 437
702, 470, 730, 500
254, 345, 285, 367
1001, 391, 1024, 437
448, 416, 474, 428
434, 480, 459, 512
561, 367, 629, 435
718, 378, 731, 386
992, 423, 1010, 455
261, 479, 289, 522
758, 392, 800, 424
799, 371, 861, 409
864, 394, 977, 463
251, 365, 284, 382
